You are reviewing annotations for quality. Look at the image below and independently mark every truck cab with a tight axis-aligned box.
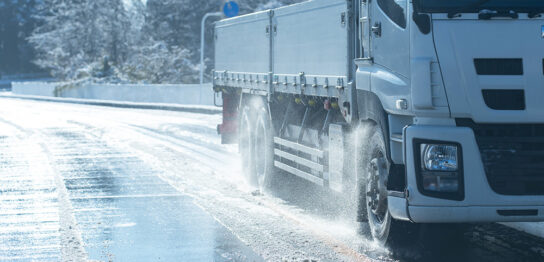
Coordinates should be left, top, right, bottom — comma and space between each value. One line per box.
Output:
389, 0, 544, 221
213, 0, 544, 244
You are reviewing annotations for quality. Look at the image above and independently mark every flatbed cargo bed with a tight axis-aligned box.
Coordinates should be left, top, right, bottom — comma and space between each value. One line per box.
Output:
213, 0, 354, 98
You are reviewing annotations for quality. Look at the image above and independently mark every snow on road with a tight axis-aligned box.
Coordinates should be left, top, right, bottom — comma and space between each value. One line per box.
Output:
0, 97, 543, 261
503, 222, 544, 239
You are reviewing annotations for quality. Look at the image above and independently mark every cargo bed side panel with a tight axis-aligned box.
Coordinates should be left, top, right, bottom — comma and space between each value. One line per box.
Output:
273, 0, 349, 79
215, 11, 271, 90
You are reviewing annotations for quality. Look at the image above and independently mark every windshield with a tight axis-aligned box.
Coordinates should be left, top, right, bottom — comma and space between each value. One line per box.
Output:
415, 0, 544, 13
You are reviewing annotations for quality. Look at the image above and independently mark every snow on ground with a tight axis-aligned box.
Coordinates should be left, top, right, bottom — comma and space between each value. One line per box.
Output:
503, 223, 544, 238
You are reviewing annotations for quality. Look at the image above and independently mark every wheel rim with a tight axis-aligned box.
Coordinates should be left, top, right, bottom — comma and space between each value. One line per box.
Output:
366, 153, 388, 225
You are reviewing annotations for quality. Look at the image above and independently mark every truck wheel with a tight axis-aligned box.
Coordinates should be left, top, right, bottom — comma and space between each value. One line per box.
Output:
355, 123, 371, 224
239, 105, 256, 184
360, 124, 418, 244
253, 106, 276, 190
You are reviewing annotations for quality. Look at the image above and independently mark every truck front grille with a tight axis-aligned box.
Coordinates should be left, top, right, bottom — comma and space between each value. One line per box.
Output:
457, 119, 544, 196
474, 58, 523, 75
482, 89, 525, 111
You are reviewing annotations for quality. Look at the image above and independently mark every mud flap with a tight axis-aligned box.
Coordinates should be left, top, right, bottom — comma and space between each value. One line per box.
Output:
218, 92, 239, 144
329, 124, 350, 192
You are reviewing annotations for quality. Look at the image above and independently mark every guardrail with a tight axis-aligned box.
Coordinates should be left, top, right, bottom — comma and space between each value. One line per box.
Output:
11, 82, 216, 106
11, 81, 58, 96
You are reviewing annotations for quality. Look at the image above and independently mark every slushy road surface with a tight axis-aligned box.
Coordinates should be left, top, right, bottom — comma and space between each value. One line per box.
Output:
0, 97, 543, 262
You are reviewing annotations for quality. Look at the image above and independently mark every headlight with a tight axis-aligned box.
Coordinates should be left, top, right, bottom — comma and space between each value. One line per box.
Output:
421, 144, 458, 171
415, 141, 464, 200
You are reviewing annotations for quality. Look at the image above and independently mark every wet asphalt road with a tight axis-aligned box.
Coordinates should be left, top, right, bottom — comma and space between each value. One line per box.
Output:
0, 98, 260, 261
0, 96, 543, 262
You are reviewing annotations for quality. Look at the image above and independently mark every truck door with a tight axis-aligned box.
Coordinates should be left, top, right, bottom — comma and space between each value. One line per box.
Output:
370, 0, 409, 77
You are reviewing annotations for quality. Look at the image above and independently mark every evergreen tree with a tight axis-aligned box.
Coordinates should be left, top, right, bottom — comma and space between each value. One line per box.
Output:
141, 0, 300, 83
0, 0, 42, 75
29, 0, 134, 80
25, 0, 303, 83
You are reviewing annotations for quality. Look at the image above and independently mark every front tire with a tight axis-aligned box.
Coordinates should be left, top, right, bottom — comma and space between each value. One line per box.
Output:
359, 123, 419, 244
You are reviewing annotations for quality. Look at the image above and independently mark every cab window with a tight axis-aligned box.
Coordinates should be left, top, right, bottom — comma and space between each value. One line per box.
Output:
377, 0, 407, 29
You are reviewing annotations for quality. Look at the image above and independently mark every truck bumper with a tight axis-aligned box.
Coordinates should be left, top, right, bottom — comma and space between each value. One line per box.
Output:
393, 124, 544, 223
408, 205, 544, 223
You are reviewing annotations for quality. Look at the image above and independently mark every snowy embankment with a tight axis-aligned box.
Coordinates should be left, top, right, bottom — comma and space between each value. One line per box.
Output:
11, 81, 216, 106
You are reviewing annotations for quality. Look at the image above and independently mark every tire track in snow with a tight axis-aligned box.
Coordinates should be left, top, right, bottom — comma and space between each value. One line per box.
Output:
35, 131, 90, 262
0, 115, 89, 261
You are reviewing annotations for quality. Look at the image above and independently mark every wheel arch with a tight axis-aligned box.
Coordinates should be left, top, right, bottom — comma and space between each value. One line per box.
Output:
356, 90, 407, 193
240, 93, 270, 115
356, 90, 391, 157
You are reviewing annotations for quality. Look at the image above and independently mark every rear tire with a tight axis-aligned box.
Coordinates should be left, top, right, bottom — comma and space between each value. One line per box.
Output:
239, 105, 257, 185
253, 103, 276, 190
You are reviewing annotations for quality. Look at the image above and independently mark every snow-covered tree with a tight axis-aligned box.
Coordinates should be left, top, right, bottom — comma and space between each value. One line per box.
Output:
26, 0, 303, 83
140, 0, 301, 83
123, 41, 197, 84
29, 0, 135, 80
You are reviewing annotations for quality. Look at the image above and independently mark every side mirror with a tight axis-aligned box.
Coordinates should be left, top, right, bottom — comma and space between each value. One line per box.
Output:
413, 11, 431, 35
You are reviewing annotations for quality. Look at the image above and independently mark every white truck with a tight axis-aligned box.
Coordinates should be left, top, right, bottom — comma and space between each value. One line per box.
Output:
213, 0, 544, 243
